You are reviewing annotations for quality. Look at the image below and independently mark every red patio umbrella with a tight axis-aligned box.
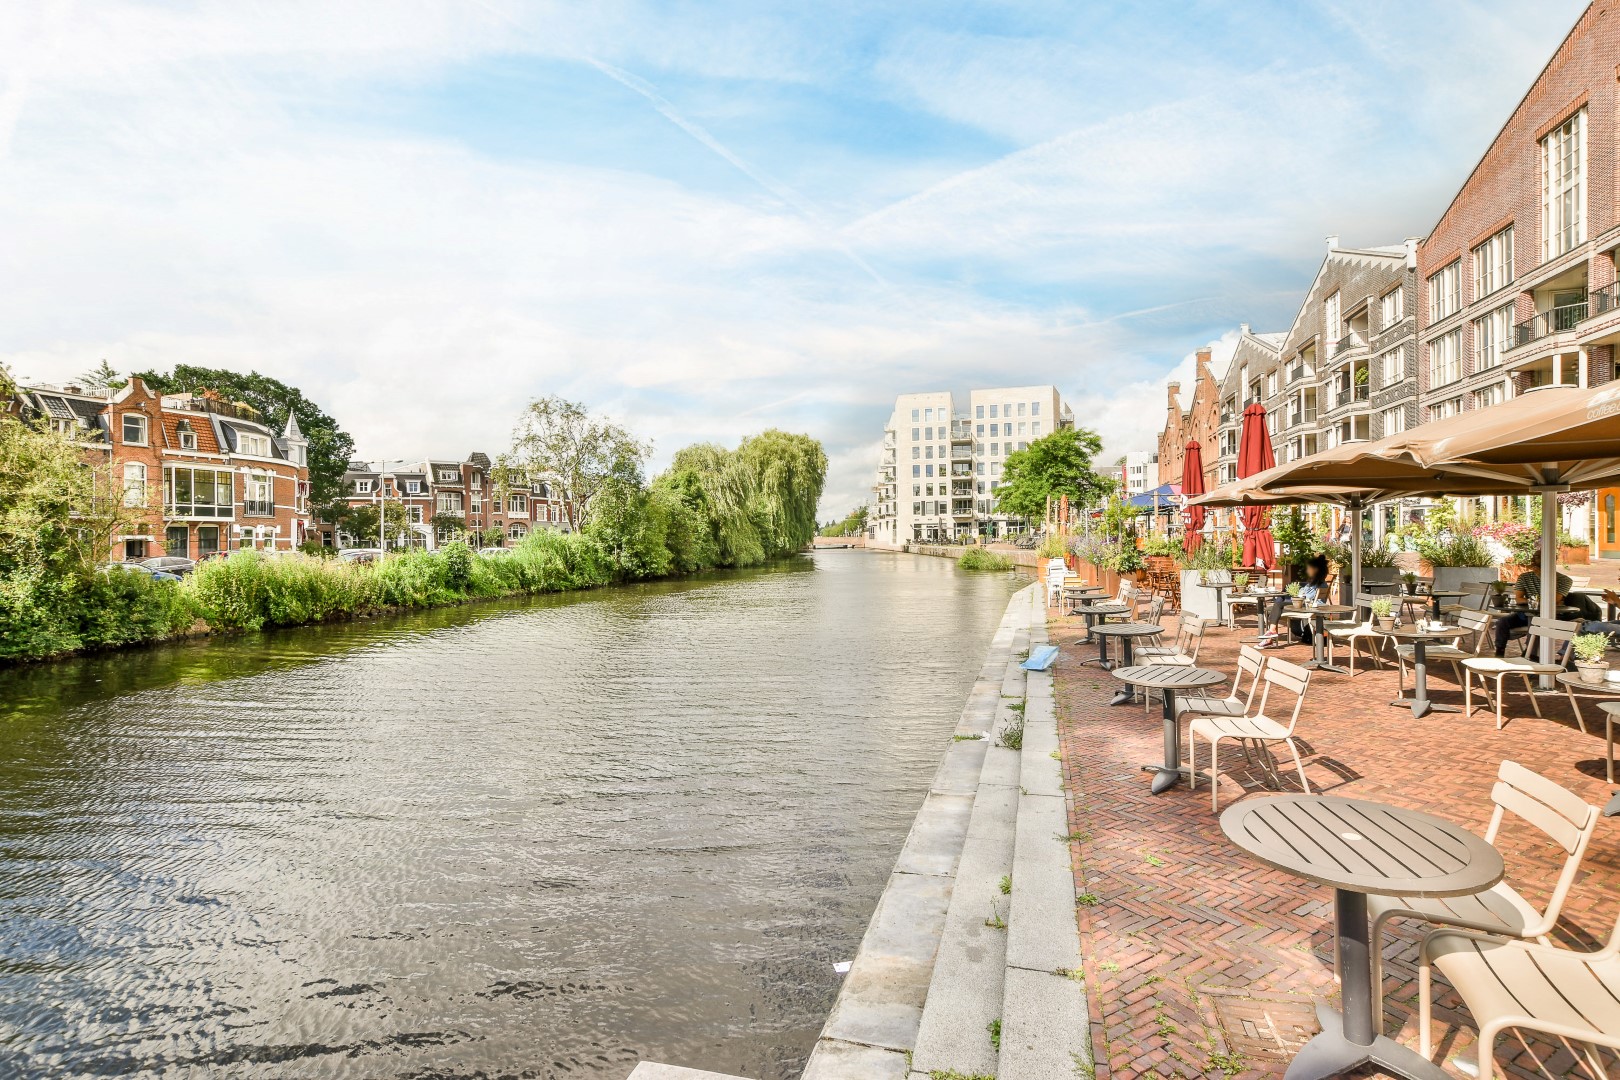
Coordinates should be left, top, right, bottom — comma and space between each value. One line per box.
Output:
1236, 403, 1276, 568
1181, 440, 1205, 556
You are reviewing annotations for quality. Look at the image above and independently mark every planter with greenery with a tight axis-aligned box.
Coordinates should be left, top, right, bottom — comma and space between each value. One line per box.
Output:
1370, 596, 1396, 632
1572, 633, 1611, 685
1286, 582, 1303, 608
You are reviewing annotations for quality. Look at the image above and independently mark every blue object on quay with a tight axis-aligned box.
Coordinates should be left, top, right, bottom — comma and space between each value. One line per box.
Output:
1022, 645, 1059, 671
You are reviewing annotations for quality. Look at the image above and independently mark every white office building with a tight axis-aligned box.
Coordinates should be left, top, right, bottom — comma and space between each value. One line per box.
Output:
1122, 450, 1158, 496
868, 385, 1073, 544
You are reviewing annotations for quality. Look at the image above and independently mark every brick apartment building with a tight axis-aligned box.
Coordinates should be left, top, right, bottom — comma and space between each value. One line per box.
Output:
11, 376, 312, 561
328, 455, 569, 549
1148, 3, 1620, 555
1156, 348, 1224, 490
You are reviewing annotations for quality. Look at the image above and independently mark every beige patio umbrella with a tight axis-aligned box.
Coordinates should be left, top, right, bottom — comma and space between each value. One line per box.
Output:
1260, 382, 1620, 672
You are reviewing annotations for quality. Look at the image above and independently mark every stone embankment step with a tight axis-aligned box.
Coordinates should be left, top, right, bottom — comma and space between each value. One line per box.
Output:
801, 585, 1038, 1080
904, 587, 1092, 1080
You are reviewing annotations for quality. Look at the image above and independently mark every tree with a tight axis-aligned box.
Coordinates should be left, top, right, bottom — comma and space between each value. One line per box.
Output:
330, 502, 413, 547
737, 430, 828, 556
819, 505, 868, 537
995, 428, 1107, 523
131, 365, 356, 509
79, 360, 126, 391
500, 397, 649, 532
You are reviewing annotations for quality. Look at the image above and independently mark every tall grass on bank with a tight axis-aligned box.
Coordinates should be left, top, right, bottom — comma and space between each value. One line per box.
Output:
958, 548, 1016, 572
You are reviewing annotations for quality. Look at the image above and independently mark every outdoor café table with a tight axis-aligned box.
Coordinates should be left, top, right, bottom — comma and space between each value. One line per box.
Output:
1220, 794, 1504, 1080
1573, 585, 1618, 621
1076, 601, 1130, 666
1279, 603, 1356, 673
1422, 589, 1465, 619
1111, 663, 1226, 793
1061, 582, 1106, 615
1091, 622, 1165, 697
1233, 587, 1286, 636
1207, 579, 1235, 624
1554, 671, 1620, 780
1380, 624, 1466, 719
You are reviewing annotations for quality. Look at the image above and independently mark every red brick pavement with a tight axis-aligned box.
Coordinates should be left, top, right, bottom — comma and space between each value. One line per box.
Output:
1050, 608, 1620, 1079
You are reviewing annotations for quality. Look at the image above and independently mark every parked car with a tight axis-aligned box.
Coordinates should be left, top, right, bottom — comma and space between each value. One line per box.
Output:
338, 548, 383, 564
477, 547, 511, 559
100, 562, 182, 583
141, 556, 196, 577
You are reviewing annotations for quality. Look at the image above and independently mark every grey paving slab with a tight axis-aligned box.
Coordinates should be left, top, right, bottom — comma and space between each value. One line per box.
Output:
976, 745, 1022, 790
910, 828, 1014, 1077
798, 1040, 910, 1080
1005, 794, 1082, 973
891, 792, 973, 878
998, 966, 1092, 1080
817, 870, 951, 1050
965, 783, 1018, 842
930, 739, 987, 797
1019, 750, 1064, 799
626, 1065, 757, 1080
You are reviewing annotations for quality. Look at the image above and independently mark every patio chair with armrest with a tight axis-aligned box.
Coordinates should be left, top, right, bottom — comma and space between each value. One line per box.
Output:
1462, 617, 1580, 731
1323, 593, 1389, 676
1393, 609, 1490, 696
1369, 759, 1601, 1035
1186, 656, 1311, 812
1046, 564, 1070, 608
1419, 909, 1620, 1079
1173, 644, 1267, 721
1136, 615, 1208, 712
1440, 580, 1493, 617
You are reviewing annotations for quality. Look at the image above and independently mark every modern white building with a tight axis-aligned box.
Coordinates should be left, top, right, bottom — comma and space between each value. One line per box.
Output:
868, 385, 1074, 544
1122, 450, 1158, 496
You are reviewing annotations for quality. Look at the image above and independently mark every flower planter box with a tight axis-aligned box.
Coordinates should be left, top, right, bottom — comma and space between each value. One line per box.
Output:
1561, 544, 1590, 565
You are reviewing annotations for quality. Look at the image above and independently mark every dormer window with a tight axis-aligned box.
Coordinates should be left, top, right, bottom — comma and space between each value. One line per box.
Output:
237, 431, 271, 456
354, 479, 373, 494
405, 480, 421, 494
177, 420, 197, 450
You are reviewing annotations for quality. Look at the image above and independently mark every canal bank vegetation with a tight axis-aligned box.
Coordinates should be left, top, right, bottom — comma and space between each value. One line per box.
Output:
0, 388, 827, 662
958, 548, 1015, 571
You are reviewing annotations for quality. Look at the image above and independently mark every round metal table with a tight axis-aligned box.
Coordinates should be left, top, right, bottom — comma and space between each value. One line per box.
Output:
1555, 671, 1620, 780
1221, 794, 1504, 1080
1112, 664, 1227, 793
1279, 603, 1355, 673
1234, 588, 1287, 637
1076, 601, 1130, 667
1090, 622, 1165, 700
1060, 582, 1107, 615
1380, 625, 1465, 718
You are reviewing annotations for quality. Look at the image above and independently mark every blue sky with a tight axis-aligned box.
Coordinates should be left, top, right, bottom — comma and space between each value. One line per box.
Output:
0, 0, 1591, 514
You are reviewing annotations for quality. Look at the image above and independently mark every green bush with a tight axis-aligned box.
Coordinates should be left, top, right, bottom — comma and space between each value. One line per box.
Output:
959, 548, 1015, 571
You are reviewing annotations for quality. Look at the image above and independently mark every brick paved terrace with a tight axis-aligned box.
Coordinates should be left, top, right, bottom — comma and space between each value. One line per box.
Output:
1049, 600, 1620, 1079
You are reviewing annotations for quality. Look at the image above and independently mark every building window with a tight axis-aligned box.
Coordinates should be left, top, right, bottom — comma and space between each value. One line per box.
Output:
1474, 382, 1507, 409
122, 462, 147, 507
912, 465, 920, 477
408, 506, 423, 524
1472, 226, 1514, 298
1472, 304, 1513, 371
244, 471, 273, 516
165, 525, 189, 556
1031, 421, 1041, 437
1428, 260, 1461, 323
1428, 329, 1462, 389
910, 408, 919, 421
507, 495, 527, 514
354, 479, 373, 494
122, 413, 148, 445
471, 473, 481, 489
509, 524, 527, 540
988, 405, 997, 418
1017, 402, 1026, 417
1428, 396, 1463, 421
925, 445, 933, 459
236, 432, 271, 456
1380, 287, 1404, 328
176, 420, 197, 450
437, 492, 464, 513
925, 465, 934, 477
165, 467, 235, 518
1543, 108, 1585, 260
402, 480, 419, 494
1324, 290, 1341, 342
1017, 422, 1027, 435
975, 405, 983, 418
1381, 405, 1406, 436
438, 469, 459, 482
1379, 347, 1403, 387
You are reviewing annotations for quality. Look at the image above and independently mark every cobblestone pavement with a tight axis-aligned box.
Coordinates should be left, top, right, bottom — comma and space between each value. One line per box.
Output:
1049, 602, 1620, 1079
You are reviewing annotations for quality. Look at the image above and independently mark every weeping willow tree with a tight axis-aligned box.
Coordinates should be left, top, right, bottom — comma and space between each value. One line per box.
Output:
650, 430, 826, 568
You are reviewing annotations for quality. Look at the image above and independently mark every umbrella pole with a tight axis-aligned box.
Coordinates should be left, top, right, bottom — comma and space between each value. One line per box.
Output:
1539, 486, 1559, 688
1350, 498, 1363, 603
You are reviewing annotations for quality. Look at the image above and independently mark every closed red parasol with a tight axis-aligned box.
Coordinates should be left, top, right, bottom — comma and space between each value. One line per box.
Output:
1237, 403, 1276, 568
1181, 440, 1205, 556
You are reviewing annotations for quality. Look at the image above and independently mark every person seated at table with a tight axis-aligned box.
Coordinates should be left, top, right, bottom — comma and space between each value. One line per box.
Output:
1491, 556, 1620, 658
1262, 554, 1330, 647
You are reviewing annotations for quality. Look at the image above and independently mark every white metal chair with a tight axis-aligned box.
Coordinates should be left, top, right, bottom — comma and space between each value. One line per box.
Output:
1369, 759, 1601, 1033
1186, 656, 1311, 811
1323, 592, 1388, 676
1419, 913, 1620, 1079
1440, 580, 1493, 617
1392, 608, 1490, 696
1174, 644, 1267, 720
1462, 617, 1580, 731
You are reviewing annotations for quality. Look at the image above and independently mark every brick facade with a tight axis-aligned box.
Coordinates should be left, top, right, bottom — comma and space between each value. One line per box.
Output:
1156, 349, 1223, 491
331, 455, 570, 549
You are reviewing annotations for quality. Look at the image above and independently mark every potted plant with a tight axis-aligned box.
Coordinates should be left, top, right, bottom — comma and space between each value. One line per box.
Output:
1232, 572, 1250, 593
1572, 633, 1611, 685
1400, 571, 1418, 595
1487, 579, 1510, 610
1370, 596, 1396, 631
1287, 582, 1303, 608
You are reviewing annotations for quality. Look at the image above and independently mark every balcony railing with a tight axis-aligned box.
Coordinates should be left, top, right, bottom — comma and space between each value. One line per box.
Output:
1334, 332, 1367, 357
1590, 283, 1620, 318
1288, 407, 1317, 427
1515, 301, 1587, 346
1286, 363, 1314, 385
950, 448, 972, 462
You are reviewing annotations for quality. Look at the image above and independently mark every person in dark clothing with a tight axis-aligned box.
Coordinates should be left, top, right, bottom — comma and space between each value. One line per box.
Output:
1263, 554, 1330, 646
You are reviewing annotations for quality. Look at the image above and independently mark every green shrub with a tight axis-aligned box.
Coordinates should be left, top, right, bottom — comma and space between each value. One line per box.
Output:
1036, 534, 1067, 559
959, 548, 1015, 571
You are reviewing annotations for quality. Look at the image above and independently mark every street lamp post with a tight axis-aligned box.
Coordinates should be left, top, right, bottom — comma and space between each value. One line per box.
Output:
376, 472, 394, 556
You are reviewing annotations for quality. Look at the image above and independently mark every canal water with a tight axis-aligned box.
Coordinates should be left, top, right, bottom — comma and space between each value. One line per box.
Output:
0, 550, 1022, 1080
